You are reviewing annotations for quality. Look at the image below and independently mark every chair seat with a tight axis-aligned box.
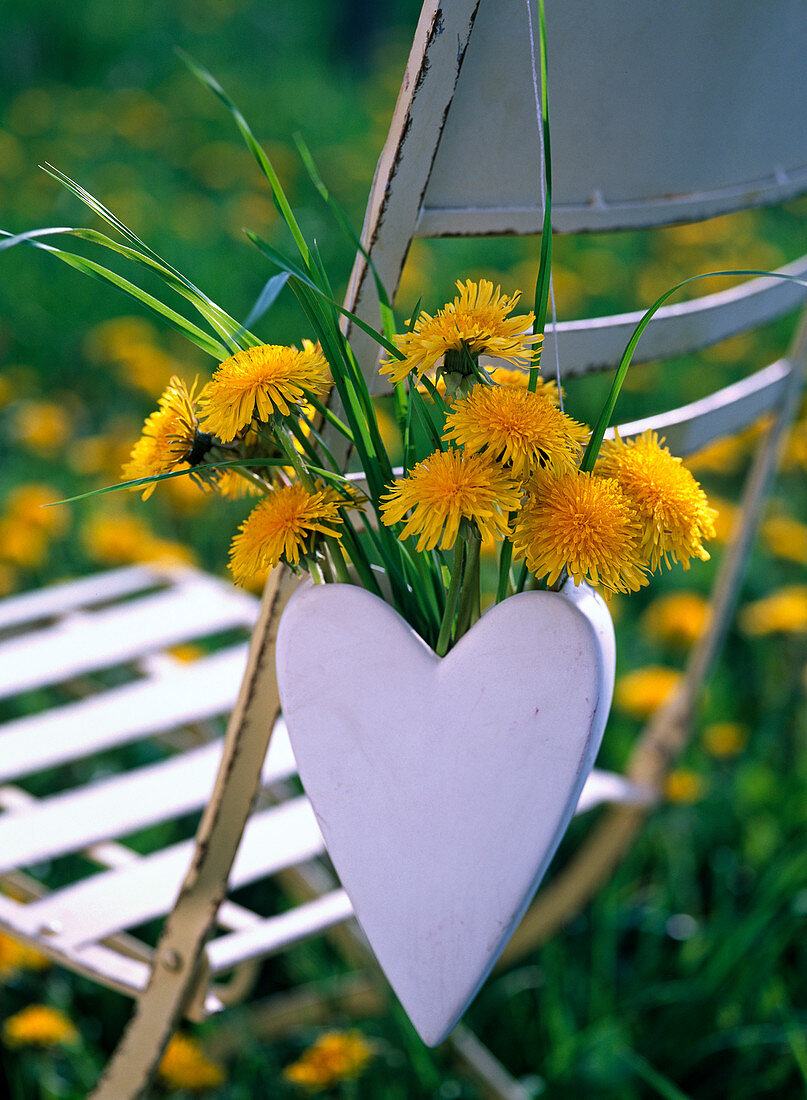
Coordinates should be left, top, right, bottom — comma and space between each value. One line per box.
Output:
0, 563, 642, 1014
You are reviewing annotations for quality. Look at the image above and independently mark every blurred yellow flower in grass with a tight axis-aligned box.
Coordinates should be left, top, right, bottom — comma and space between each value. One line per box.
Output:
284, 1030, 373, 1091
381, 448, 520, 553
6, 484, 68, 538
443, 384, 587, 479
615, 666, 682, 720
512, 470, 648, 593
122, 377, 206, 500
0, 564, 17, 597
0, 518, 48, 569
665, 769, 706, 803
0, 931, 50, 978
199, 341, 329, 443
642, 591, 711, 649
381, 279, 540, 386
597, 431, 716, 573
739, 587, 807, 635
708, 495, 740, 545
761, 514, 807, 566
703, 721, 748, 759
157, 1033, 225, 1092
2, 1005, 79, 1049
12, 401, 73, 454
782, 418, 807, 472
83, 514, 196, 568
229, 483, 345, 583
0, 372, 14, 408
686, 431, 750, 475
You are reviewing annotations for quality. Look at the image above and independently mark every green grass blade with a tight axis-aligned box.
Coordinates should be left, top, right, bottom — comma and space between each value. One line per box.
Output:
581, 268, 807, 472
177, 49, 311, 268
529, 0, 552, 392
50, 458, 284, 505
2, 232, 230, 359
293, 131, 397, 339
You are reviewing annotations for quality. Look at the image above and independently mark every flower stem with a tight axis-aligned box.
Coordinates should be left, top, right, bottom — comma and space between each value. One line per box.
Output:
435, 538, 465, 657
455, 533, 481, 641
325, 534, 352, 584
496, 538, 514, 603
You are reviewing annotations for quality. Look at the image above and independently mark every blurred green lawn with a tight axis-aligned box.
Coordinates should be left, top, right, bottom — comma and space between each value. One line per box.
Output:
1, 2, 807, 1097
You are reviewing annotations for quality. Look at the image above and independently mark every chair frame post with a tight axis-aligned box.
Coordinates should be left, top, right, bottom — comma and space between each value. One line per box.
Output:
89, 567, 298, 1100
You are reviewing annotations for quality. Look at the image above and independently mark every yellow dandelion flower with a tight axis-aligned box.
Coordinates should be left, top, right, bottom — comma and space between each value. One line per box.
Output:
2, 1005, 79, 1049
443, 383, 588, 478
13, 400, 73, 454
511, 470, 648, 593
703, 721, 748, 758
380, 448, 521, 553
198, 340, 329, 442
229, 482, 344, 583
761, 514, 807, 566
283, 1030, 373, 1091
665, 768, 706, 803
121, 377, 205, 500
614, 666, 682, 720
0, 932, 51, 979
157, 1034, 226, 1092
380, 279, 541, 386
0, 518, 48, 569
6, 484, 68, 537
738, 586, 807, 635
642, 591, 711, 649
597, 430, 717, 572
215, 469, 265, 501
487, 366, 560, 403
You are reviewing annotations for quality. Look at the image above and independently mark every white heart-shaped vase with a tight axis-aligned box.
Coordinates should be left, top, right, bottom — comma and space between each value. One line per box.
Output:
276, 579, 615, 1045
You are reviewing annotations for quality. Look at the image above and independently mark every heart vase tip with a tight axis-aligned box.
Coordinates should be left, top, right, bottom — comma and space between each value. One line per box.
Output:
276, 579, 615, 1045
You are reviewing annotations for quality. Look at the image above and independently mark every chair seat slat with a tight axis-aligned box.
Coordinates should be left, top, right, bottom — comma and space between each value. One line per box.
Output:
0, 644, 249, 783
206, 890, 354, 973
612, 358, 791, 456
17, 797, 324, 950
0, 578, 258, 701
0, 723, 296, 873
0, 566, 161, 633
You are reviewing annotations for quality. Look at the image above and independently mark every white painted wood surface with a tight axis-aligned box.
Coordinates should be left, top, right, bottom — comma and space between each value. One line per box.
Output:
276, 579, 615, 1045
422, 0, 807, 234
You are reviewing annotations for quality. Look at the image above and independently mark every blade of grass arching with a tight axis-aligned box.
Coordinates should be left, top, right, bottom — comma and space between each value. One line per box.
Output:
418, 374, 451, 419
620, 1049, 693, 1100
234, 272, 289, 342
336, 516, 385, 599
69, 228, 245, 353
308, 239, 335, 301
177, 49, 311, 270
580, 268, 807, 472
293, 132, 398, 341
496, 540, 514, 603
41, 167, 259, 347
529, 0, 552, 392
296, 417, 345, 474
393, 299, 420, 450
408, 382, 444, 453
301, 390, 354, 444
50, 458, 285, 505
247, 232, 406, 362
11, 237, 230, 359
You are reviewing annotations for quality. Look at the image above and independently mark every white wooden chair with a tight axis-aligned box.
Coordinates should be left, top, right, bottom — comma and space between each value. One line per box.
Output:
1, 2, 806, 1096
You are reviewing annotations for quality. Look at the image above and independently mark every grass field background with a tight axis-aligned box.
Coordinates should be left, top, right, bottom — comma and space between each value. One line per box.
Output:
1, 2, 807, 1096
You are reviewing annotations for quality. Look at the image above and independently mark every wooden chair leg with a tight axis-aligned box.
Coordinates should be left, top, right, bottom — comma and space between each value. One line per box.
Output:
89, 567, 298, 1100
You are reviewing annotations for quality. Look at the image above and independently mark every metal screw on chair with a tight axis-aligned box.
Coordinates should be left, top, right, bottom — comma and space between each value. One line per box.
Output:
160, 949, 183, 972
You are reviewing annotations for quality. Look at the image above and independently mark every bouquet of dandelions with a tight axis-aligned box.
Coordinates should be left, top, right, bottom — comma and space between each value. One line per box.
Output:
1, 56, 716, 656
